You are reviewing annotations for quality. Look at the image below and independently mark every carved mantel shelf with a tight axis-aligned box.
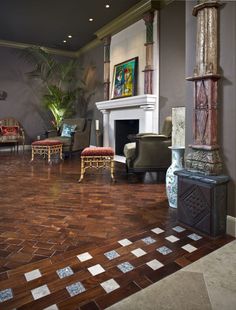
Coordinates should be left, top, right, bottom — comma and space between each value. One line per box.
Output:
96, 94, 157, 111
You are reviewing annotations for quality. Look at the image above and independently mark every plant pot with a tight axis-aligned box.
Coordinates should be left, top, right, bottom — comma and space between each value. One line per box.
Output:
166, 147, 185, 208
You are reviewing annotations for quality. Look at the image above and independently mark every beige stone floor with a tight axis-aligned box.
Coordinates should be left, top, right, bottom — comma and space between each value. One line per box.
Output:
107, 240, 236, 310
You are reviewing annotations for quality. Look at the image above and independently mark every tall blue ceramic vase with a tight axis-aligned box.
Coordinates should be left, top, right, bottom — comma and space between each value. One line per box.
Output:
166, 147, 185, 208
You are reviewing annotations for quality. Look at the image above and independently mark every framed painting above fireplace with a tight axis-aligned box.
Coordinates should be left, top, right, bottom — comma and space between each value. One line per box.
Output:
111, 57, 138, 99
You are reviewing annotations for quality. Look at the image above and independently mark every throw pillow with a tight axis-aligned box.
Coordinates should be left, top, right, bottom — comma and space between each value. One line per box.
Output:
61, 124, 77, 137
1, 126, 19, 136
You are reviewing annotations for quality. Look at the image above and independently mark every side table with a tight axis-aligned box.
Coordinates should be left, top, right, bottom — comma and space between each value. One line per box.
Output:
175, 170, 229, 237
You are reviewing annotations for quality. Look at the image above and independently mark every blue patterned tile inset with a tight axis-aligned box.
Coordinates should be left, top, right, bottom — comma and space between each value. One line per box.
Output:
117, 262, 134, 273
66, 282, 86, 297
56, 266, 74, 279
104, 250, 120, 260
0, 288, 13, 303
142, 236, 156, 245
188, 233, 202, 241
157, 246, 172, 255
172, 226, 186, 233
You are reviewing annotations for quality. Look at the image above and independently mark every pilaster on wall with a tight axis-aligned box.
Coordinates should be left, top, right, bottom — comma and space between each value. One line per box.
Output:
143, 11, 155, 94
103, 36, 111, 100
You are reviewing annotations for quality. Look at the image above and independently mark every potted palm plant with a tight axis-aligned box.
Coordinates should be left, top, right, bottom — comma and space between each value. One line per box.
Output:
20, 47, 88, 131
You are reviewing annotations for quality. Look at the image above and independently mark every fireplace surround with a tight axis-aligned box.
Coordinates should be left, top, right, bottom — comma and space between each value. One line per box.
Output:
96, 94, 158, 154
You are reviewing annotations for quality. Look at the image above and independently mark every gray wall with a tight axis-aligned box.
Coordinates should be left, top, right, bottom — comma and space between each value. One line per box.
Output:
159, 0, 186, 130
77, 44, 104, 145
0, 47, 51, 142
219, 1, 236, 217
185, 1, 236, 217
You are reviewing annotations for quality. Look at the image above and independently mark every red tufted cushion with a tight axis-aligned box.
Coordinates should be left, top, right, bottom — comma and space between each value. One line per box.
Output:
1, 126, 19, 136
81, 147, 114, 156
32, 139, 63, 146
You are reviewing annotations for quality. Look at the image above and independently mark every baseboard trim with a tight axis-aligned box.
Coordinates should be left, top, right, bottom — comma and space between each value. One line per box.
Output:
0, 144, 31, 152
227, 215, 236, 237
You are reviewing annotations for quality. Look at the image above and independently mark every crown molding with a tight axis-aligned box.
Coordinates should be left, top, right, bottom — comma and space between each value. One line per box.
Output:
95, 0, 159, 40
75, 38, 102, 57
0, 39, 76, 58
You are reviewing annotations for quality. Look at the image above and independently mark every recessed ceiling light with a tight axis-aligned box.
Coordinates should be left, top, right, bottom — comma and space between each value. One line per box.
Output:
63, 40, 67, 43
68, 35, 72, 38
89, 18, 93, 22
105, 4, 110, 8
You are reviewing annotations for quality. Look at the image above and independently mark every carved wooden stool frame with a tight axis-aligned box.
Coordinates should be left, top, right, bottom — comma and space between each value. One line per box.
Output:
78, 155, 115, 182
31, 144, 63, 163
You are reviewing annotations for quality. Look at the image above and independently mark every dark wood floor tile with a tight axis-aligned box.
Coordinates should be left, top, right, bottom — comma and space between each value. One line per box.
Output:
34, 248, 56, 257
80, 300, 100, 310
145, 262, 181, 283
0, 249, 11, 257
95, 281, 140, 310
8, 257, 52, 277
58, 286, 105, 310
186, 246, 214, 262
174, 256, 192, 267
134, 275, 153, 289
0, 274, 25, 290
17, 289, 69, 310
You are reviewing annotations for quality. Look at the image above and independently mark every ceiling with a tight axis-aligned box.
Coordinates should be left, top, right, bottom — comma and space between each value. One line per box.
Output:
0, 0, 144, 52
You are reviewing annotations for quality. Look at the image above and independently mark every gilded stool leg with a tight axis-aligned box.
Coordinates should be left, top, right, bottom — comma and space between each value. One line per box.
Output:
48, 146, 51, 163
78, 157, 85, 182
60, 145, 63, 160
31, 147, 34, 162
110, 157, 115, 182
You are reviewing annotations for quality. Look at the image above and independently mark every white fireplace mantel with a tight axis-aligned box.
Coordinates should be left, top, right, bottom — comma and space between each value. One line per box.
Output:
96, 94, 159, 150
96, 94, 157, 111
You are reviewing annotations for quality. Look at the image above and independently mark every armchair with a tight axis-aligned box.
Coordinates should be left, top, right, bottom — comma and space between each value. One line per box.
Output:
123, 116, 172, 173
45, 118, 91, 156
0, 117, 25, 152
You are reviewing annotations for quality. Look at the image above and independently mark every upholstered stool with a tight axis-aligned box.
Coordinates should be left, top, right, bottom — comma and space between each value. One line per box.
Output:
78, 147, 115, 182
31, 139, 63, 163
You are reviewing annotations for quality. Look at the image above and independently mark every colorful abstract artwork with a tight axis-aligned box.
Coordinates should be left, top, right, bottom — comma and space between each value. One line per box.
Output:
111, 57, 138, 99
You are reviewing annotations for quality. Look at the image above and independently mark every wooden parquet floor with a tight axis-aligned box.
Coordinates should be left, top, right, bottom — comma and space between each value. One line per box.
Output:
0, 152, 174, 273
0, 151, 233, 309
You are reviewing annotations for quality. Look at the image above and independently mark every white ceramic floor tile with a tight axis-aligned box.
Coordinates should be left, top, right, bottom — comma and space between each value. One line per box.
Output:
88, 264, 105, 276
146, 259, 164, 270
165, 235, 180, 243
151, 227, 164, 234
182, 244, 197, 253
43, 305, 59, 310
25, 269, 42, 282
31, 285, 50, 300
131, 248, 147, 257
118, 238, 132, 246
77, 252, 92, 262
101, 279, 120, 293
